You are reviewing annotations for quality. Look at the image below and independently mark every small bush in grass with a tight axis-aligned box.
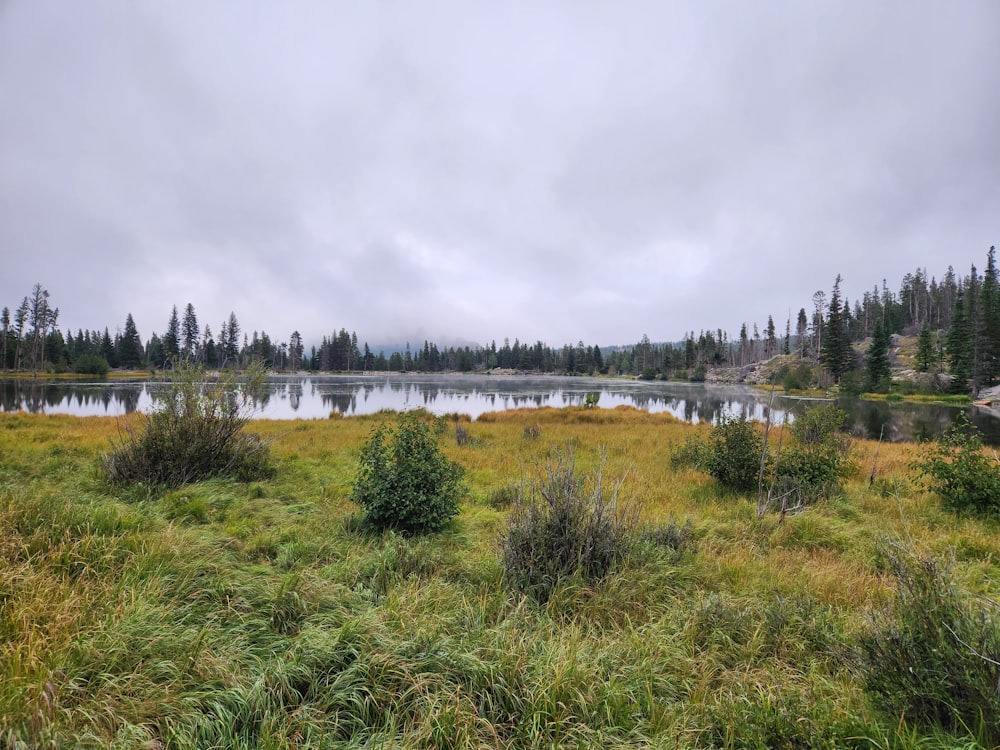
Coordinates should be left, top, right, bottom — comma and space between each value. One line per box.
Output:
351, 411, 465, 534
918, 414, 1000, 517
102, 362, 274, 489
454, 423, 472, 446
861, 541, 1000, 744
669, 432, 710, 470
639, 518, 694, 556
775, 404, 853, 503
706, 414, 764, 493
522, 424, 541, 441
500, 448, 638, 602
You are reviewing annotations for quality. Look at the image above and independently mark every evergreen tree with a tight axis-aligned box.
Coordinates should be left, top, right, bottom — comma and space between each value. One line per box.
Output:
163, 305, 181, 361
976, 246, 999, 387
118, 314, 144, 368
181, 303, 199, 360
796, 308, 809, 358
947, 289, 974, 394
865, 319, 891, 392
821, 275, 851, 381
0, 306, 8, 370
916, 324, 935, 373
224, 312, 240, 366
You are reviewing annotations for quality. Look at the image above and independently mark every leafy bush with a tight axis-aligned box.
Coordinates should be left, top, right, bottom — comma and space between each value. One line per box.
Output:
777, 405, 851, 499
861, 542, 1000, 744
102, 363, 274, 489
351, 411, 465, 533
918, 414, 1000, 516
706, 414, 764, 494
780, 363, 813, 391
73, 353, 109, 376
500, 449, 638, 602
669, 432, 710, 470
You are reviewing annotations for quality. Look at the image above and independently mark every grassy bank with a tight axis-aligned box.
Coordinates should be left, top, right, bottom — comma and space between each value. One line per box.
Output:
1, 407, 998, 748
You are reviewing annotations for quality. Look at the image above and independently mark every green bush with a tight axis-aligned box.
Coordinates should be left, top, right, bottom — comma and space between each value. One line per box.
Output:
780, 363, 813, 391
861, 542, 1000, 744
918, 415, 1000, 516
706, 414, 765, 494
351, 411, 465, 533
102, 363, 274, 489
500, 449, 638, 602
777, 405, 852, 501
73, 353, 110, 376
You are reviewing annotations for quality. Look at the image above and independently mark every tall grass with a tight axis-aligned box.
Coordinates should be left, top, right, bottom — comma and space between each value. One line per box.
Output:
1, 407, 997, 747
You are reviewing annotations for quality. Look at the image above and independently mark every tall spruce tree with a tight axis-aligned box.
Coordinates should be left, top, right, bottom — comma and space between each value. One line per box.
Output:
163, 305, 181, 361
118, 314, 143, 368
947, 288, 974, 394
916, 324, 935, 373
977, 246, 999, 387
181, 303, 199, 360
821, 275, 851, 381
866, 318, 891, 392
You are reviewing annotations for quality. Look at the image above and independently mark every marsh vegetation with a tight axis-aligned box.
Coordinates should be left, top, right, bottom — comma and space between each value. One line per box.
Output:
2, 404, 999, 748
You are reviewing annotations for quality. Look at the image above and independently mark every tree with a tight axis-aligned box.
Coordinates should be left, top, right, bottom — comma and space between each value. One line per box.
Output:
865, 319, 891, 392
223, 313, 240, 367
947, 289, 974, 394
796, 308, 809, 358
0, 306, 8, 370
821, 275, 851, 382
118, 314, 144, 369
916, 324, 935, 373
976, 246, 999, 387
26, 283, 57, 372
181, 303, 199, 360
163, 305, 181, 362
288, 331, 304, 371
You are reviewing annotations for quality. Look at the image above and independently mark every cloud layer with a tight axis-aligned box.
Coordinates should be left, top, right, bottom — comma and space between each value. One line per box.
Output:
2, 1, 998, 349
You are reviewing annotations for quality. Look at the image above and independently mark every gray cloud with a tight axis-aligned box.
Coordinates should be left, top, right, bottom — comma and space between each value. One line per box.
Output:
2, 0, 998, 349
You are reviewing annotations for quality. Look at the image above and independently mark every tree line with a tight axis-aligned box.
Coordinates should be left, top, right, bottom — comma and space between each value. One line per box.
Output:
1, 246, 995, 395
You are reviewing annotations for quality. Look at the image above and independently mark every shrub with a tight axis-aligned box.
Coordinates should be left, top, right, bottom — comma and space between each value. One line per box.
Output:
706, 414, 764, 494
860, 542, 1000, 744
500, 449, 638, 602
781, 363, 813, 391
102, 363, 274, 489
669, 432, 710, 470
73, 353, 109, 376
918, 414, 1000, 516
776, 404, 852, 502
351, 411, 465, 533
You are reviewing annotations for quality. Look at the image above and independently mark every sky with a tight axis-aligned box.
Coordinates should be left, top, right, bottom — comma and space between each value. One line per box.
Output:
1, 1, 998, 351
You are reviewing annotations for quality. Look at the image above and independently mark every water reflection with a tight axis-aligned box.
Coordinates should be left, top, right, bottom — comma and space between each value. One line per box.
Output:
2, 375, 998, 445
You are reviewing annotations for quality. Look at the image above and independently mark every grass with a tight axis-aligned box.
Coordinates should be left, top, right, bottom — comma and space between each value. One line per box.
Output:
1, 406, 999, 747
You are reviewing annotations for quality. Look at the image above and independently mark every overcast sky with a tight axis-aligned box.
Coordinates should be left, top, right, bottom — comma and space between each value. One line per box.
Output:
1, 1, 998, 350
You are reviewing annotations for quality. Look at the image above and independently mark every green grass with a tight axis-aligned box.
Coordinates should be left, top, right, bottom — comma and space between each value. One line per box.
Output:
1, 408, 998, 748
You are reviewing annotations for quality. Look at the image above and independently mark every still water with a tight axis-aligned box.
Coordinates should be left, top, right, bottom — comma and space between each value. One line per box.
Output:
2, 374, 997, 445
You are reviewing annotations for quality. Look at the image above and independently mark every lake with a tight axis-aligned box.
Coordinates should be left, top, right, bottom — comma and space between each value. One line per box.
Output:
2, 374, 996, 445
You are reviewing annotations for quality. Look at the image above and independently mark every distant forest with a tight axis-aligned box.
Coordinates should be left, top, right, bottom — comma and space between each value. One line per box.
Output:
1, 246, 996, 396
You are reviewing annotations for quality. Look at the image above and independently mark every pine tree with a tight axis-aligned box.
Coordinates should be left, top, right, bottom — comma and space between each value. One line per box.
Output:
821, 275, 851, 381
181, 303, 199, 360
118, 314, 143, 368
866, 319, 891, 392
977, 246, 999, 387
947, 289, 974, 394
916, 324, 935, 373
163, 305, 181, 361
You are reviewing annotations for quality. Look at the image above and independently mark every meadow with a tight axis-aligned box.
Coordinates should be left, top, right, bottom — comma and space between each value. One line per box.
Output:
1, 406, 998, 749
